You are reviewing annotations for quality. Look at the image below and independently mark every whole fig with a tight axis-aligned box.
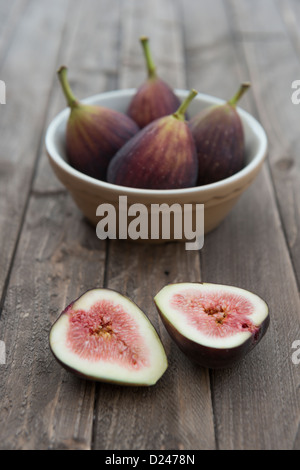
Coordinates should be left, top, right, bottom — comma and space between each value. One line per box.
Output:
127, 37, 182, 128
57, 66, 139, 180
108, 90, 199, 190
189, 83, 251, 185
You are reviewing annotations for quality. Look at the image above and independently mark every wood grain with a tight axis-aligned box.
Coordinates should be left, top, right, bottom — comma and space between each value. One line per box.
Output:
182, 0, 300, 450
0, 0, 29, 64
0, 0, 119, 450
253, 0, 300, 285
0, 195, 101, 449
226, 0, 286, 37
0, 0, 299, 450
92, 0, 216, 451
0, 0, 70, 307
279, 0, 300, 58
34, 0, 122, 193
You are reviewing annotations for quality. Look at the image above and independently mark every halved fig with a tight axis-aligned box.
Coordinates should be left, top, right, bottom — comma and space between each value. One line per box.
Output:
50, 289, 168, 386
154, 283, 269, 369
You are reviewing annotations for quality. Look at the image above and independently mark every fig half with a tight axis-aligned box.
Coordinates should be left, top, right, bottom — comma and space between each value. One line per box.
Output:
154, 283, 269, 369
50, 289, 168, 386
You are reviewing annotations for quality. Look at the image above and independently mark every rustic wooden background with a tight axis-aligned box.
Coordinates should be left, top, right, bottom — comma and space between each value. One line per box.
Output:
0, 0, 299, 450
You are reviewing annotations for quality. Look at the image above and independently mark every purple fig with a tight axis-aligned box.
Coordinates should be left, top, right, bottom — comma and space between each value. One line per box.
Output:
107, 90, 199, 190
154, 283, 270, 369
127, 36, 182, 128
189, 83, 251, 186
57, 66, 139, 180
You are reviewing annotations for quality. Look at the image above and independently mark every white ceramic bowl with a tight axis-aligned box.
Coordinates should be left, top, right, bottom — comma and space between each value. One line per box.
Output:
45, 89, 268, 242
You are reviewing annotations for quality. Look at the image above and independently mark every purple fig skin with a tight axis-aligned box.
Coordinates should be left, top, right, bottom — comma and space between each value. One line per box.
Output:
189, 104, 245, 186
127, 36, 182, 128
57, 66, 139, 181
127, 78, 182, 129
66, 104, 139, 180
155, 302, 270, 370
107, 115, 198, 190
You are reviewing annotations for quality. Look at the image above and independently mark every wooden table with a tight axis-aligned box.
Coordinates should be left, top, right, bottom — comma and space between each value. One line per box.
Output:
0, 0, 299, 451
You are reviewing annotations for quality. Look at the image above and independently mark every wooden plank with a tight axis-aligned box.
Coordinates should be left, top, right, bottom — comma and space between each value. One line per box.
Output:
35, 0, 122, 193
181, 0, 300, 450
1, 0, 299, 451
278, 0, 300, 57
0, 0, 29, 64
120, 0, 185, 90
205, 169, 300, 450
0, 0, 121, 450
0, 195, 101, 450
0, 0, 25, 34
0, 0, 70, 306
226, 0, 286, 37
272, 1, 300, 282
0, 0, 16, 23
182, 0, 249, 101
93, 244, 215, 450
92, 0, 216, 451
224, 3, 300, 448
233, 38, 300, 282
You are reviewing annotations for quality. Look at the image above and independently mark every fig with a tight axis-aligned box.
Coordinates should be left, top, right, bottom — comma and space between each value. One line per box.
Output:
107, 90, 199, 190
154, 283, 269, 369
189, 83, 251, 186
50, 289, 168, 386
57, 66, 139, 180
127, 36, 182, 128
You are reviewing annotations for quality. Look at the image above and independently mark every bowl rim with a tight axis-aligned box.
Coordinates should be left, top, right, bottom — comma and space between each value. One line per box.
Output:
45, 88, 268, 196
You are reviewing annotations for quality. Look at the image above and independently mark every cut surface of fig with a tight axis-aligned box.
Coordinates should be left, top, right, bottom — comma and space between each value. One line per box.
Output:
50, 289, 168, 386
154, 283, 269, 369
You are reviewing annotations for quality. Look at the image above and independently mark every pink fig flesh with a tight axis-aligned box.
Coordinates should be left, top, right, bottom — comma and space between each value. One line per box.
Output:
107, 90, 199, 190
154, 283, 269, 369
50, 289, 168, 386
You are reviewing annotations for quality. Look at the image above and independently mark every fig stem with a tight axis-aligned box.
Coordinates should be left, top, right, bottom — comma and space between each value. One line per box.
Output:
228, 82, 251, 107
173, 89, 198, 121
140, 36, 157, 79
57, 66, 79, 109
